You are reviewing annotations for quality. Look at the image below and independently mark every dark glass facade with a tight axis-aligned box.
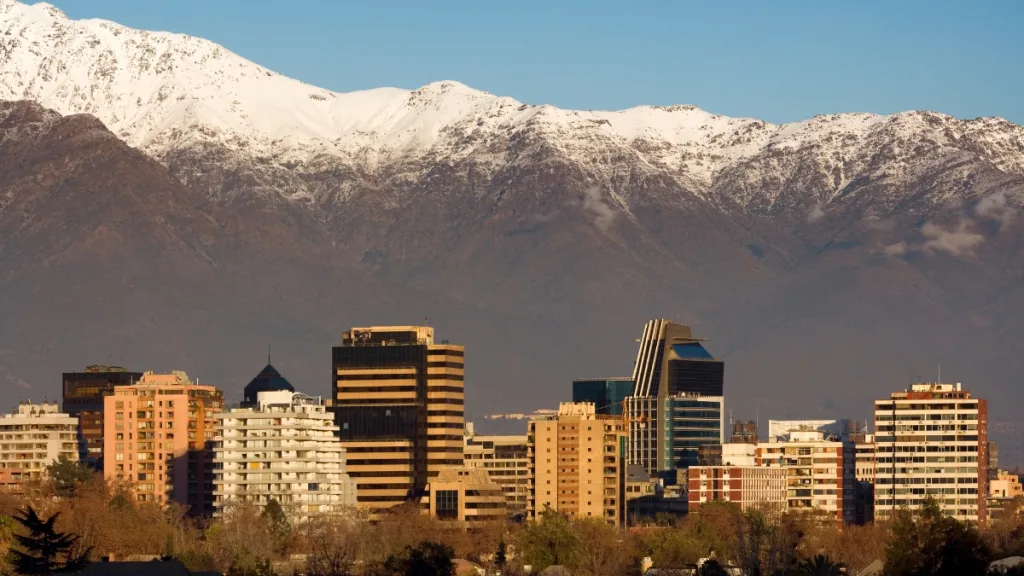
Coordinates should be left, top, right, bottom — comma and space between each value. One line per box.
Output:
62, 367, 143, 469
572, 378, 634, 415
666, 359, 724, 397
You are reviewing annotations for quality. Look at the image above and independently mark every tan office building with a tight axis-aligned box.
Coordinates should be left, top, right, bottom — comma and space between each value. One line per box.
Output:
331, 326, 465, 517
463, 424, 529, 513
756, 429, 856, 524
102, 371, 223, 514
422, 466, 506, 527
527, 402, 628, 527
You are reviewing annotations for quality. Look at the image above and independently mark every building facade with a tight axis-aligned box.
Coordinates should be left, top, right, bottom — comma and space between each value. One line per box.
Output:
757, 429, 856, 524
626, 394, 724, 479
62, 366, 143, 468
852, 430, 876, 525
423, 467, 506, 527
686, 465, 788, 514
626, 319, 725, 481
527, 402, 628, 527
873, 383, 989, 523
330, 326, 465, 517
463, 426, 529, 514
214, 390, 356, 521
102, 371, 223, 514
572, 378, 634, 416
0, 402, 78, 481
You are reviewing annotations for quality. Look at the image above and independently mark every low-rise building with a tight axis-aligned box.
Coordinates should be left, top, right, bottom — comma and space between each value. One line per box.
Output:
0, 401, 78, 481
625, 464, 687, 525
423, 466, 506, 527
463, 425, 529, 514
757, 429, 856, 524
698, 443, 757, 467
527, 402, 628, 526
686, 465, 788, 514
214, 390, 357, 521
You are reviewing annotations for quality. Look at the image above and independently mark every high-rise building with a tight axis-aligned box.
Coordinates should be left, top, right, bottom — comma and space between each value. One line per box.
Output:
572, 378, 634, 416
0, 402, 78, 481
330, 326, 464, 517
686, 466, 788, 514
102, 371, 223, 514
632, 319, 723, 398
850, 424, 876, 525
626, 319, 725, 481
62, 366, 143, 468
422, 467, 507, 527
213, 390, 357, 522
626, 394, 724, 479
241, 362, 295, 408
463, 424, 529, 514
874, 382, 989, 523
527, 402, 628, 527
756, 429, 856, 524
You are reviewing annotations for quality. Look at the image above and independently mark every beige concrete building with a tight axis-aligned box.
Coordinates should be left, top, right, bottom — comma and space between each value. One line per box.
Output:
213, 390, 357, 522
527, 402, 628, 527
757, 429, 855, 524
686, 465, 788, 514
422, 466, 506, 527
331, 326, 465, 518
874, 383, 989, 523
991, 470, 1023, 499
463, 424, 529, 514
0, 402, 78, 481
102, 371, 223, 514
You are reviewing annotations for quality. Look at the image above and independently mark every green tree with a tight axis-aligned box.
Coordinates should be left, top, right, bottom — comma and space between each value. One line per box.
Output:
7, 507, 91, 575
47, 456, 94, 498
884, 497, 991, 576
494, 538, 507, 569
261, 499, 292, 543
227, 557, 276, 576
381, 541, 454, 576
517, 507, 580, 571
797, 554, 846, 576
699, 559, 730, 576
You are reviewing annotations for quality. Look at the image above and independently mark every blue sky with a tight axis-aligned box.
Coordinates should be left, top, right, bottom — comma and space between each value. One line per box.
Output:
46, 0, 1023, 124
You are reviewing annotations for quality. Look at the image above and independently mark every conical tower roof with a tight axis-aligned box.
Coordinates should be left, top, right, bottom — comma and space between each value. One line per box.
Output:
242, 363, 295, 406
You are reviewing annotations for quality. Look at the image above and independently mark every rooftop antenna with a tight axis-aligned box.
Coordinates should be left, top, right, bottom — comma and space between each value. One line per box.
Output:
268, 343, 271, 366
937, 362, 941, 385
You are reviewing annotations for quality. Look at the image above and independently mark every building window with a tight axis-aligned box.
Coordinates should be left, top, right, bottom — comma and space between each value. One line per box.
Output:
436, 490, 459, 520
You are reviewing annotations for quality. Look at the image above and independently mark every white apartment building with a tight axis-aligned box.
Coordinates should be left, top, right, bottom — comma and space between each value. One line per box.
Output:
213, 391, 357, 522
0, 402, 78, 481
874, 383, 988, 523
463, 424, 528, 513
757, 429, 855, 524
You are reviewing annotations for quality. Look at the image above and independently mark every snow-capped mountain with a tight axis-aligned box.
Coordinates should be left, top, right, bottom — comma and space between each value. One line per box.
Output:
3, 0, 1024, 214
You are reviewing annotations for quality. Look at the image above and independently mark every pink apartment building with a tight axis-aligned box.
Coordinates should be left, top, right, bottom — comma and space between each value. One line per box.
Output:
103, 370, 223, 514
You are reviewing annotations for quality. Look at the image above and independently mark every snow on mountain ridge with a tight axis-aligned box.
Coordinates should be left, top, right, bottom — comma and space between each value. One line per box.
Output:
2, 0, 1024, 206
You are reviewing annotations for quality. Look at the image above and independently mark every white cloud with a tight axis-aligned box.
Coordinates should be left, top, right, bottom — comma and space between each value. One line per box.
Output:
582, 185, 616, 231
975, 189, 1022, 230
807, 202, 825, 223
921, 221, 985, 256
883, 241, 908, 256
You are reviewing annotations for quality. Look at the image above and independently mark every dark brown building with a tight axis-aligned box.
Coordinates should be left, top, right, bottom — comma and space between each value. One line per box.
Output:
62, 365, 143, 469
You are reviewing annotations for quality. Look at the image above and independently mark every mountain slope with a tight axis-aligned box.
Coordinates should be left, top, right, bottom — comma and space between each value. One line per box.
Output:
2, 1, 1024, 462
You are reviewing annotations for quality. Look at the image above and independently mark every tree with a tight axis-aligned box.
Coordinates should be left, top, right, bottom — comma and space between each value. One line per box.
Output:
699, 559, 730, 576
47, 456, 94, 498
227, 557, 276, 576
262, 499, 292, 545
517, 507, 580, 571
572, 518, 635, 576
7, 507, 91, 575
884, 497, 991, 576
303, 515, 357, 576
494, 538, 507, 570
797, 554, 846, 576
381, 541, 455, 576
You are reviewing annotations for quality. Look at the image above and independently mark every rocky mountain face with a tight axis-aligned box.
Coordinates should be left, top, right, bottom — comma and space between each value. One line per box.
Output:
2, 1, 1024, 460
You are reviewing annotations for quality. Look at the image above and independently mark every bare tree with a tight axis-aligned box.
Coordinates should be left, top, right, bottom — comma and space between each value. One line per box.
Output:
303, 514, 359, 576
